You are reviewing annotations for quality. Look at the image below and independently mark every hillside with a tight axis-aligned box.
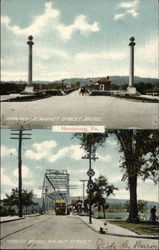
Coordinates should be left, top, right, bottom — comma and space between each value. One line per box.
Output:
1, 76, 159, 86
52, 76, 159, 86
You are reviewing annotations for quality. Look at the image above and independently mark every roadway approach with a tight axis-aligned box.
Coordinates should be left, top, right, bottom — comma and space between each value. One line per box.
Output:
1, 213, 158, 249
1, 90, 159, 129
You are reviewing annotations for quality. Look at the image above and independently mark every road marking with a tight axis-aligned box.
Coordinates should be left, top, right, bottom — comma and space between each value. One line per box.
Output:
0, 216, 51, 241
27, 232, 46, 248
0, 225, 33, 240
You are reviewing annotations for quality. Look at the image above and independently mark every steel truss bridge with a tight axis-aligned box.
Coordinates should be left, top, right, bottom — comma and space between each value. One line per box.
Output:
41, 169, 76, 212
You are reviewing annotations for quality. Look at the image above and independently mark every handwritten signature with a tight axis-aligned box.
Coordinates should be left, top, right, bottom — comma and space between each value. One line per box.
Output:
96, 238, 158, 249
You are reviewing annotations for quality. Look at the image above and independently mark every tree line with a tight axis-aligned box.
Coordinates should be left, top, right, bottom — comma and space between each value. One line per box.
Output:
1, 81, 158, 95
0, 81, 81, 95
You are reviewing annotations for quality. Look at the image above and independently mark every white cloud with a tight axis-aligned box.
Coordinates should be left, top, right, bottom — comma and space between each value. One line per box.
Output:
136, 37, 158, 64
1, 2, 99, 41
114, 0, 139, 20
138, 178, 158, 202
1, 168, 14, 186
34, 46, 69, 61
96, 153, 112, 162
75, 50, 126, 61
118, 0, 139, 9
13, 165, 32, 179
1, 145, 16, 157
1, 16, 10, 26
32, 188, 42, 198
70, 145, 85, 160
25, 140, 57, 160
68, 168, 87, 174
1, 70, 27, 81
127, 9, 138, 17
49, 147, 70, 162
135, 67, 158, 78
134, 36, 158, 78
25, 141, 85, 164
56, 15, 99, 40
114, 13, 126, 21
114, 188, 129, 199
1, 2, 59, 36
49, 145, 85, 163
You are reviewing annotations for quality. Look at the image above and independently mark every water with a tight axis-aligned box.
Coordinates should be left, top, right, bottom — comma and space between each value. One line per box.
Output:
105, 212, 129, 220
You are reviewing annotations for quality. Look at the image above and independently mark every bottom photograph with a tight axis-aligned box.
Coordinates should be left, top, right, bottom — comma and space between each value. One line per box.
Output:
1, 129, 159, 249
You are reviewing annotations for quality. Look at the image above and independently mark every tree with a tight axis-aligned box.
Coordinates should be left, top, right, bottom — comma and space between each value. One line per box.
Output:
91, 175, 118, 218
74, 130, 159, 223
125, 200, 147, 220
134, 82, 153, 94
73, 133, 108, 157
124, 200, 147, 213
3, 188, 19, 208
22, 189, 37, 214
112, 130, 159, 222
3, 188, 36, 214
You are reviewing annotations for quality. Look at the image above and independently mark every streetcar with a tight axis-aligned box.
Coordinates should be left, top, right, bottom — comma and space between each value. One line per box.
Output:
55, 200, 66, 215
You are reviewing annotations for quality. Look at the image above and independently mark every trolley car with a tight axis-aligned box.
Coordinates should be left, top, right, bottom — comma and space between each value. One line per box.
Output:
55, 200, 66, 215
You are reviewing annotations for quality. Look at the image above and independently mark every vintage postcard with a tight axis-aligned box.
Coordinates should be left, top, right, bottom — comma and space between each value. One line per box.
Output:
1, 0, 159, 250
1, 128, 159, 249
1, 0, 159, 129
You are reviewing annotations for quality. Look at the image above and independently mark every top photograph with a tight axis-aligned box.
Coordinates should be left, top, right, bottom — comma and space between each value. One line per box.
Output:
1, 0, 159, 129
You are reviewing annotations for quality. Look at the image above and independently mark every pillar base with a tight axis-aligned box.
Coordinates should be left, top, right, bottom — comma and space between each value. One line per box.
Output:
21, 86, 35, 95
127, 87, 138, 95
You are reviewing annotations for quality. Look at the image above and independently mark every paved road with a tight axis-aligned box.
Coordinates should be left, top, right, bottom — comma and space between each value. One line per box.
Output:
1, 214, 158, 249
1, 91, 159, 129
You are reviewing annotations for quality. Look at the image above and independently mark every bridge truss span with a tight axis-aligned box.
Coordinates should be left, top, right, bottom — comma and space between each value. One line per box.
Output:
42, 169, 70, 212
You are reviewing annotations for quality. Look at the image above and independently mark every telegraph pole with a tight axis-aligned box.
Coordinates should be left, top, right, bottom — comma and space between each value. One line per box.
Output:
10, 129, 32, 218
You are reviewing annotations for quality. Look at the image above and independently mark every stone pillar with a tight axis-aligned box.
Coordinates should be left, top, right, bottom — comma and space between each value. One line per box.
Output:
127, 36, 137, 95
27, 35, 34, 86
22, 35, 35, 94
129, 36, 135, 87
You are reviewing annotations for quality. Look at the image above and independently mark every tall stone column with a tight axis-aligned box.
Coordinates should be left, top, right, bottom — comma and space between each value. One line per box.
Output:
127, 36, 137, 95
22, 35, 35, 94
27, 35, 34, 86
129, 36, 135, 87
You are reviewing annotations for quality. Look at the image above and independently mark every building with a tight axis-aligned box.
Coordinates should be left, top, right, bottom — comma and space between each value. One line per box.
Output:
92, 76, 111, 91
71, 199, 82, 214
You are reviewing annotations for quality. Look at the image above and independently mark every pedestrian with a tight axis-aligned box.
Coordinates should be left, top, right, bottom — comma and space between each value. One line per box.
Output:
150, 206, 156, 223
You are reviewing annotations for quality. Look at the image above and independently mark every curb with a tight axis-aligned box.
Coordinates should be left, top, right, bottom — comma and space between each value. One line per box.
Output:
70, 216, 159, 240
25, 214, 41, 218
77, 216, 99, 233
0, 217, 25, 224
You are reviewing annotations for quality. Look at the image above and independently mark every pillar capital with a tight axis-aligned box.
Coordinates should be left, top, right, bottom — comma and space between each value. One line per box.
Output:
27, 35, 34, 46
27, 41, 34, 46
129, 36, 136, 46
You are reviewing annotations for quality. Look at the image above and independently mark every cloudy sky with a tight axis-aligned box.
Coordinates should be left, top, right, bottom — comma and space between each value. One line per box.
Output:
1, 129, 158, 202
1, 0, 158, 81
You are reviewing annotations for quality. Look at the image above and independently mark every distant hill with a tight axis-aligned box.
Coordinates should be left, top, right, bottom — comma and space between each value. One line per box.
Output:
69, 196, 158, 207
2, 76, 159, 86
51, 76, 159, 86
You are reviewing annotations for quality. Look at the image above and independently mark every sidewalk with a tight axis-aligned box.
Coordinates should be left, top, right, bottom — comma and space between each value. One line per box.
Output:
0, 216, 25, 223
71, 215, 159, 239
0, 213, 40, 223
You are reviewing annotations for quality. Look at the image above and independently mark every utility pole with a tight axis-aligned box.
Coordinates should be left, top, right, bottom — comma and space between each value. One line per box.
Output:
10, 129, 32, 218
82, 141, 98, 224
